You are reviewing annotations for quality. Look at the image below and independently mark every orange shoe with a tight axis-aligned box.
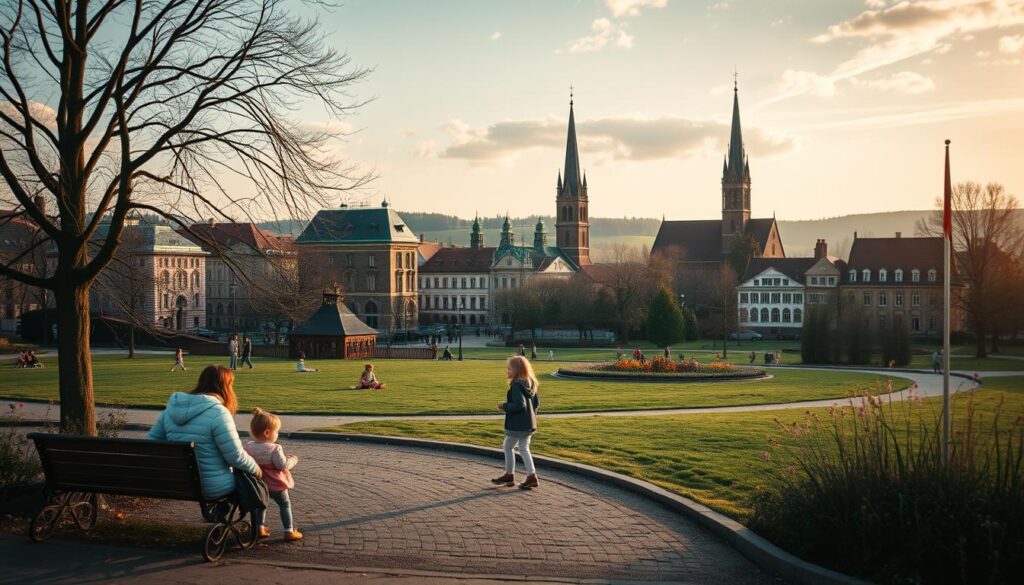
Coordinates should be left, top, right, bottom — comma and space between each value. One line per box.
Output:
284, 530, 303, 541
258, 526, 270, 538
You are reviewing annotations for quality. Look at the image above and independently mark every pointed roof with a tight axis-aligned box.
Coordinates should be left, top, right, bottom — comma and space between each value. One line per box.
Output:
295, 206, 419, 244
292, 292, 378, 337
562, 98, 583, 196
725, 82, 747, 181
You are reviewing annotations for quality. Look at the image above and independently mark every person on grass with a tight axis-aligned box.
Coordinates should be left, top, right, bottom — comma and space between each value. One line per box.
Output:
171, 348, 187, 372
358, 363, 385, 389
245, 408, 302, 541
492, 356, 540, 490
295, 351, 319, 372
148, 365, 262, 499
228, 335, 239, 370
241, 336, 254, 369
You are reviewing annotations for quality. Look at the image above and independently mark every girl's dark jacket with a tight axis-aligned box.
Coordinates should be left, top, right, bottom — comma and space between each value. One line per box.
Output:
502, 379, 539, 433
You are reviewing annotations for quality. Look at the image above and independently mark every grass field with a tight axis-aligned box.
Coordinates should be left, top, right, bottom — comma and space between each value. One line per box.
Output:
0, 355, 911, 415
326, 377, 1024, 519
460, 345, 803, 364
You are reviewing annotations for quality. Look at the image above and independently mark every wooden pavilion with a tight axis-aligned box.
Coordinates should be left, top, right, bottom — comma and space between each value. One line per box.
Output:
289, 289, 378, 359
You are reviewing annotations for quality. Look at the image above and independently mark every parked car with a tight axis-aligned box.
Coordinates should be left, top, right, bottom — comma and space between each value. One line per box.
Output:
188, 327, 219, 340
727, 330, 763, 341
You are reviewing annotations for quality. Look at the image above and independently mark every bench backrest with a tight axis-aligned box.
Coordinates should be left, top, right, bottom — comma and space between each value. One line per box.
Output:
28, 433, 206, 501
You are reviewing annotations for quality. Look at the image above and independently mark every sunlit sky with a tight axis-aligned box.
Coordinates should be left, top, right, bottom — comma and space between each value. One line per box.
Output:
310, 0, 1024, 221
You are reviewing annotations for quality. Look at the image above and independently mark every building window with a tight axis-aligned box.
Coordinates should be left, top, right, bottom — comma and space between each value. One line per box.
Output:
782, 279, 789, 285
462, 278, 467, 289
862, 269, 871, 282
863, 292, 871, 306
782, 308, 791, 323
750, 308, 758, 322
879, 269, 887, 282
912, 293, 921, 307
480, 296, 486, 310
928, 269, 937, 282
442, 277, 448, 288
420, 277, 425, 289
849, 270, 857, 283
794, 293, 803, 303
912, 269, 920, 282
895, 269, 903, 282
163, 293, 169, 308
771, 308, 780, 322
794, 308, 803, 323
782, 293, 792, 303
754, 279, 759, 286
879, 292, 888, 307
470, 297, 477, 309
194, 293, 200, 306
828, 277, 835, 285
368, 254, 376, 268
511, 278, 517, 288
367, 274, 376, 291
395, 272, 403, 292
740, 292, 749, 303
761, 308, 769, 322
194, 316, 200, 328
470, 277, 476, 288
912, 317, 920, 332
480, 277, 487, 288
740, 308, 749, 322
895, 292, 904, 306
810, 277, 817, 285
771, 292, 781, 303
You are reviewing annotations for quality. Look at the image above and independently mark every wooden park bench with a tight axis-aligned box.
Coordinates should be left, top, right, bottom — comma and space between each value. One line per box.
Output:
27, 432, 256, 561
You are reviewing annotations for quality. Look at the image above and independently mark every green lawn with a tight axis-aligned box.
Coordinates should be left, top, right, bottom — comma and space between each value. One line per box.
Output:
461, 345, 803, 364
325, 378, 1024, 520
908, 354, 1024, 372
0, 354, 910, 415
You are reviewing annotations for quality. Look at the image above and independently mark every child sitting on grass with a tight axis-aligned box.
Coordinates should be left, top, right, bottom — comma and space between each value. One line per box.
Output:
244, 408, 302, 541
357, 363, 385, 389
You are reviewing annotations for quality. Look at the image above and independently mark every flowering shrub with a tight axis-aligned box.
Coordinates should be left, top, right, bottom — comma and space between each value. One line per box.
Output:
605, 358, 737, 374
751, 390, 1024, 584
558, 360, 764, 380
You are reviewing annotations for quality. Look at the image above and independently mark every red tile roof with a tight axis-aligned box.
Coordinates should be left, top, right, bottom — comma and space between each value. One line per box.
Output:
420, 246, 495, 273
183, 222, 296, 255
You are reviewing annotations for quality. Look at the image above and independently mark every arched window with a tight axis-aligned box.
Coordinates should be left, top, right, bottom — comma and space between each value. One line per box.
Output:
849, 269, 857, 282
782, 308, 791, 322
192, 271, 200, 289
895, 269, 903, 282
771, 308, 780, 322
750, 308, 758, 322
740, 308, 749, 322
162, 270, 170, 287
794, 308, 803, 323
879, 269, 887, 283
911, 269, 921, 282
395, 252, 402, 269
862, 269, 871, 282
927, 269, 937, 282
760, 308, 769, 322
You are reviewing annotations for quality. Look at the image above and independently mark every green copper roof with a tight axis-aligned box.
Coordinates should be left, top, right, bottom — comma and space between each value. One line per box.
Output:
295, 207, 420, 244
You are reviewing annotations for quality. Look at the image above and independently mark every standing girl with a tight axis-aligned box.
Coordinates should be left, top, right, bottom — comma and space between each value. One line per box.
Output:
170, 348, 187, 372
492, 356, 540, 490
245, 408, 303, 541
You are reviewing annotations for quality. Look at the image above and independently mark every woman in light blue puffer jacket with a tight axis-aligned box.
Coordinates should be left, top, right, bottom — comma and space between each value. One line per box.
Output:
148, 365, 261, 498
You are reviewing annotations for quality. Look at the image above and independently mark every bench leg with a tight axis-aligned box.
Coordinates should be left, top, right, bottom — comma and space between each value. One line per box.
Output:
29, 492, 98, 542
201, 501, 256, 562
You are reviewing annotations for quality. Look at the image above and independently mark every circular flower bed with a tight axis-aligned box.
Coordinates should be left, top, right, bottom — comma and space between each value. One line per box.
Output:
557, 357, 767, 381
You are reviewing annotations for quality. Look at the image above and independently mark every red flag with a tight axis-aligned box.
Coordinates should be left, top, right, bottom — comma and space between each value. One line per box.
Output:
943, 140, 952, 240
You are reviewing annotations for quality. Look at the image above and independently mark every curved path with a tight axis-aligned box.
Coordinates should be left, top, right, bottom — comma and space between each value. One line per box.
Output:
129, 437, 773, 583
1, 366, 1000, 432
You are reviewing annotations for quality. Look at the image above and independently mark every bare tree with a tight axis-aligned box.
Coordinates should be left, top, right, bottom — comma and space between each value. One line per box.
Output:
706, 264, 738, 359
247, 260, 322, 345
596, 243, 652, 344
0, 0, 371, 433
917, 182, 1023, 358
92, 224, 156, 357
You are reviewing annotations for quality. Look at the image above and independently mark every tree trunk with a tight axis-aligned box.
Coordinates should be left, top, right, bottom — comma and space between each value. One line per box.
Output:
55, 283, 96, 435
974, 319, 988, 359
128, 325, 135, 358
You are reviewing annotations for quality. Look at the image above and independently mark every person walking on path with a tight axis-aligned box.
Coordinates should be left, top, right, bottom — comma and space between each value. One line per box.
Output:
749, 351, 756, 365
518, 344, 526, 357
932, 350, 942, 373
442, 345, 454, 361
241, 336, 254, 369
664, 347, 671, 359
171, 348, 187, 372
245, 408, 303, 541
548, 349, 554, 361
531, 343, 537, 360
147, 365, 262, 498
491, 356, 540, 490
431, 343, 438, 360
228, 335, 239, 370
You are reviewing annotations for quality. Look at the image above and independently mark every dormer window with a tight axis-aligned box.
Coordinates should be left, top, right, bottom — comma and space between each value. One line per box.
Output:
912, 269, 920, 282
879, 269, 887, 283
928, 269, 937, 282
862, 269, 871, 282
895, 269, 903, 282
849, 269, 857, 283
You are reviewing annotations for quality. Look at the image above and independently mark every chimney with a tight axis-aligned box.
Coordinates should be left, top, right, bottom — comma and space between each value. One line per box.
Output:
814, 239, 828, 260
33, 194, 45, 217
854, 231, 858, 240
895, 231, 902, 239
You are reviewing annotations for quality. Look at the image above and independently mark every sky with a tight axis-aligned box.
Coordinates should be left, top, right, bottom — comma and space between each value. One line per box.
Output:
310, 0, 1024, 222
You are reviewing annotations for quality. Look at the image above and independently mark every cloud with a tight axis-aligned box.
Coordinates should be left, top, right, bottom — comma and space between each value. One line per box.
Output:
864, 0, 888, 7
806, 97, 1024, 130
709, 1, 731, 11
1000, 33, 1024, 53
779, 70, 839, 97
606, 0, 667, 18
568, 18, 634, 53
0, 100, 58, 130
490, 31, 502, 41
436, 115, 799, 164
853, 71, 937, 94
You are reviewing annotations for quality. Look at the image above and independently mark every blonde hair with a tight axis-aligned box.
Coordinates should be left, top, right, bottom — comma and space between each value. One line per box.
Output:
250, 407, 281, 437
506, 356, 539, 391
364, 363, 374, 371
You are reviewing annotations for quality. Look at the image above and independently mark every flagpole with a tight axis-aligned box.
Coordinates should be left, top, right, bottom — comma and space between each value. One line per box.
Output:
942, 139, 952, 465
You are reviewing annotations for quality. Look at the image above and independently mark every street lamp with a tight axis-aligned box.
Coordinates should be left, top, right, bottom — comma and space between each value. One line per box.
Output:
457, 299, 464, 361
679, 293, 685, 308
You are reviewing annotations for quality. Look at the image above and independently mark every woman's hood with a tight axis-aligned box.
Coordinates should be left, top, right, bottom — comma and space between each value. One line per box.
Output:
164, 392, 221, 425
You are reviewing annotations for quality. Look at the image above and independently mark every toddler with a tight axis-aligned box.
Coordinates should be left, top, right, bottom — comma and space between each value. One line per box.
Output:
244, 408, 302, 541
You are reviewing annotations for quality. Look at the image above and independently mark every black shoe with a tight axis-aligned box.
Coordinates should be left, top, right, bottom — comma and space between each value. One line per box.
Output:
490, 473, 514, 487
518, 474, 539, 490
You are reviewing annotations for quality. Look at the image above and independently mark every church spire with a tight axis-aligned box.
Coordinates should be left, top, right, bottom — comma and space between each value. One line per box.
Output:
562, 92, 582, 197
725, 77, 747, 182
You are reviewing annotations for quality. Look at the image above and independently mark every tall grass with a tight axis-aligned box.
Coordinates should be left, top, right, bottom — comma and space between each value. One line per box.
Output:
751, 388, 1024, 584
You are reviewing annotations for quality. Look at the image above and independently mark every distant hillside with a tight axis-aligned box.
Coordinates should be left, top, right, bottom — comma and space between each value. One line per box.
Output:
260, 209, 976, 261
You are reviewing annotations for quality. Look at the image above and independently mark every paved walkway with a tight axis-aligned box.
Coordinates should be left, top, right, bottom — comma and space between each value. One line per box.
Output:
1, 366, 995, 432
7, 438, 775, 584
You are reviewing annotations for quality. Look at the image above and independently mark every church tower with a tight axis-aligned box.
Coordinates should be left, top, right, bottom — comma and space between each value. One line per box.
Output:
555, 93, 591, 266
470, 215, 484, 249
721, 78, 751, 255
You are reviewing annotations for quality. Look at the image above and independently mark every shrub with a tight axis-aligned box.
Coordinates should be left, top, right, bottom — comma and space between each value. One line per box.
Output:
1, 403, 42, 499
750, 391, 1024, 584
646, 287, 685, 348
683, 309, 700, 341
